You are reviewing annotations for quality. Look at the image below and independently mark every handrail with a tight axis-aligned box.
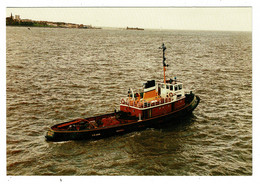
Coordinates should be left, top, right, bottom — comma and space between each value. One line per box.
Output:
120, 97, 174, 109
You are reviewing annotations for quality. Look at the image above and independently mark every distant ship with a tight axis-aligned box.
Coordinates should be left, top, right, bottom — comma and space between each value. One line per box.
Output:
126, 26, 144, 30
45, 43, 200, 141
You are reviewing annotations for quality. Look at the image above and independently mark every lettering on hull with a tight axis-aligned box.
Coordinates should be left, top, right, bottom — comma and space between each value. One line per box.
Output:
116, 129, 125, 133
92, 133, 101, 137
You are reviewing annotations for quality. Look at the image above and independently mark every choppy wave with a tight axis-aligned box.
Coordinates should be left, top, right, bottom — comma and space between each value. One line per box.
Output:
6, 27, 252, 175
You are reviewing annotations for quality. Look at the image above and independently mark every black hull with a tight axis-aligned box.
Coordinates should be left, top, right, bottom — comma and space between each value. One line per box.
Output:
45, 95, 200, 142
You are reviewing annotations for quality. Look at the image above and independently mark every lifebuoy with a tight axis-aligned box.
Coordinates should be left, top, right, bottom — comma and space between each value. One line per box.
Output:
138, 102, 143, 108
169, 92, 173, 97
121, 99, 125, 104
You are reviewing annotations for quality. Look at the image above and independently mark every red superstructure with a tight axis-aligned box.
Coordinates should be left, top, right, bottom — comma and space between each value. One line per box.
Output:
120, 79, 186, 119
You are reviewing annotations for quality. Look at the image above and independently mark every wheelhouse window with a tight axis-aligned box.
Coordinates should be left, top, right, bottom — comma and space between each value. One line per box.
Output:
166, 85, 169, 89
175, 85, 178, 91
162, 84, 165, 88
179, 84, 182, 90
170, 85, 173, 91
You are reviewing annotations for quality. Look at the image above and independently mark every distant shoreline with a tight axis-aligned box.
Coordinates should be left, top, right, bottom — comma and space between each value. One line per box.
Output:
6, 25, 101, 29
6, 13, 101, 29
126, 26, 144, 31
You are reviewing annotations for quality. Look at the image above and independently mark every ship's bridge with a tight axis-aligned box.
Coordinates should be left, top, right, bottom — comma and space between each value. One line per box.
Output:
158, 80, 185, 99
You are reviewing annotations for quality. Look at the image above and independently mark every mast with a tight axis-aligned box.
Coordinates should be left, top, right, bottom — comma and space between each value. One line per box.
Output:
159, 43, 168, 84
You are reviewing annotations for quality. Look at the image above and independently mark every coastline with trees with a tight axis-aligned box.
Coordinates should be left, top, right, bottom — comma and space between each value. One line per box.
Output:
6, 13, 100, 29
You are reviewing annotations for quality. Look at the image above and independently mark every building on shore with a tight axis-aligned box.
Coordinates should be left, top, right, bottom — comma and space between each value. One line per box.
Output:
6, 13, 14, 25
126, 26, 144, 30
15, 15, 21, 21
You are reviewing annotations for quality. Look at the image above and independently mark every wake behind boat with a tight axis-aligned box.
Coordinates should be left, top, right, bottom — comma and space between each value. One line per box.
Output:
45, 44, 200, 141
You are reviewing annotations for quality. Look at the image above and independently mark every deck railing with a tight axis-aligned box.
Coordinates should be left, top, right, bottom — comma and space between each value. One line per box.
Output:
120, 97, 174, 109
120, 95, 186, 109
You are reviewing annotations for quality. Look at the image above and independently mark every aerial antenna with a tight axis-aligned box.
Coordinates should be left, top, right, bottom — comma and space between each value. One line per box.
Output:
159, 43, 168, 84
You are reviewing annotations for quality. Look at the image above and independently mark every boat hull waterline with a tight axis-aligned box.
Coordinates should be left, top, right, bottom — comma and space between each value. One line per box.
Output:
45, 95, 200, 142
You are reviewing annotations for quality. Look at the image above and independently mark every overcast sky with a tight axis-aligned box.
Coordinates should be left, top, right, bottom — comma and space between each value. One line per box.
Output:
6, 7, 251, 31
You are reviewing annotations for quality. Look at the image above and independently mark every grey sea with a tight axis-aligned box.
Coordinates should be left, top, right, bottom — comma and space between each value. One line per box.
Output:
6, 27, 252, 175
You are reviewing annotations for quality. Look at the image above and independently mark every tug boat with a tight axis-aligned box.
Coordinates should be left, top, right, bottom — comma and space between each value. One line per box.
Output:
45, 44, 200, 141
